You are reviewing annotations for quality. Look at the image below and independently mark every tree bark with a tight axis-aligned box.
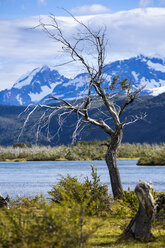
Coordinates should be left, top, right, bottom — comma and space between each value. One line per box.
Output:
105, 129, 123, 198
125, 181, 156, 240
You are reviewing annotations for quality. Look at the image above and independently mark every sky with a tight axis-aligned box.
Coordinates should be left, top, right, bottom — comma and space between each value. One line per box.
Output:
1, 0, 165, 90
0, 0, 150, 18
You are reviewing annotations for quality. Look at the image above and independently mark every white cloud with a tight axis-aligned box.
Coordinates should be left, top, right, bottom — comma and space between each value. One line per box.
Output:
71, 4, 111, 15
1, 8, 165, 90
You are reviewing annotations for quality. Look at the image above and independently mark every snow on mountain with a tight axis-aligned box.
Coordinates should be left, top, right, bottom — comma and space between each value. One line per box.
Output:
29, 82, 61, 102
0, 55, 165, 106
13, 68, 41, 89
0, 66, 68, 106
147, 60, 165, 73
103, 55, 165, 95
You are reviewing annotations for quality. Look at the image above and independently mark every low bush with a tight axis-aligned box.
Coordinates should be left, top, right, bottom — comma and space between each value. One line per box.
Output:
137, 146, 165, 165
49, 166, 112, 216
0, 167, 109, 247
111, 189, 138, 218
13, 142, 31, 148
0, 198, 99, 248
121, 189, 138, 214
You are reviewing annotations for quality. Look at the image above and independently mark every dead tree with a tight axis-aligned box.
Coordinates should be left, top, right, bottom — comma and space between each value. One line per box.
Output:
26, 12, 145, 198
125, 181, 156, 239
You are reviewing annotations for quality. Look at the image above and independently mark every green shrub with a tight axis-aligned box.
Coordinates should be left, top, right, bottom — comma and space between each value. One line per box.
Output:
0, 194, 100, 248
137, 146, 165, 165
113, 189, 138, 218
13, 142, 31, 148
49, 166, 111, 216
122, 189, 138, 214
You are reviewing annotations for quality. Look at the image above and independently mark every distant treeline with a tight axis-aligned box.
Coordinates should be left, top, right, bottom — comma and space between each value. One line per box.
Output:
0, 141, 164, 165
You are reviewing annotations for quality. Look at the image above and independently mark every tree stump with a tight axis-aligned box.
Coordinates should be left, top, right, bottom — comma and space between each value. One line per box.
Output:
0, 194, 10, 208
125, 181, 156, 240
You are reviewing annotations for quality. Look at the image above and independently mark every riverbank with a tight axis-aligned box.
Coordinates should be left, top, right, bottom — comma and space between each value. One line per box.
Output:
1, 157, 140, 162
0, 142, 164, 165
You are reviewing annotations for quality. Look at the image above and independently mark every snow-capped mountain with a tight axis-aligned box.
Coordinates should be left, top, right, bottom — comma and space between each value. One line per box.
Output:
0, 66, 69, 106
1, 55, 165, 106
104, 55, 165, 96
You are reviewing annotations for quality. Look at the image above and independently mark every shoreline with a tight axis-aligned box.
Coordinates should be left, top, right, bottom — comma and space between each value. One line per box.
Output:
0, 157, 139, 162
1, 158, 164, 166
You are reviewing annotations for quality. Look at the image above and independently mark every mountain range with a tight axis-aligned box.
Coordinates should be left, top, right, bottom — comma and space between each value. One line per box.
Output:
1, 55, 165, 106
0, 54, 165, 146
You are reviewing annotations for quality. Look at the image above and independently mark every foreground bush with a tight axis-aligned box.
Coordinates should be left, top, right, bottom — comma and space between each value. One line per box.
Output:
49, 166, 111, 216
0, 171, 164, 247
0, 196, 100, 248
0, 167, 109, 247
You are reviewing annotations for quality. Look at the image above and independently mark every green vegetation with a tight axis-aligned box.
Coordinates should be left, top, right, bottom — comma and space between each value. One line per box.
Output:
0, 141, 164, 165
0, 168, 164, 247
137, 145, 165, 165
49, 166, 111, 216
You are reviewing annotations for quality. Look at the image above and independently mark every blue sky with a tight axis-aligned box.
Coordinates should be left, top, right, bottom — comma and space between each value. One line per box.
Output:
0, 0, 164, 19
1, 0, 165, 90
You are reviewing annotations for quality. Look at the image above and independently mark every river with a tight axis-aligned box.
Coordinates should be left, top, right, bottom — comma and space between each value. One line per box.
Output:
0, 160, 164, 199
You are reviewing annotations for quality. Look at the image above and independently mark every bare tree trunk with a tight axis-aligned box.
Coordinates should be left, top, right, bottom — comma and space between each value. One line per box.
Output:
105, 129, 123, 198
125, 181, 156, 240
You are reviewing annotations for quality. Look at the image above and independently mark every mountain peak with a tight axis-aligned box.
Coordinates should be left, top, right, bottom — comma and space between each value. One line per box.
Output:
1, 55, 165, 106
39, 65, 52, 73
13, 67, 40, 89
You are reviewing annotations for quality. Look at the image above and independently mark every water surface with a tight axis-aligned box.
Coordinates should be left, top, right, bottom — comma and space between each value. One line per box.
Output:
0, 160, 164, 199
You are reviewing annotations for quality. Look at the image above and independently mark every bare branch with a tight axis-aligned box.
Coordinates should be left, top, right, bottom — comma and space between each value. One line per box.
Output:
48, 96, 85, 117
71, 118, 82, 144
18, 105, 39, 141
122, 113, 147, 126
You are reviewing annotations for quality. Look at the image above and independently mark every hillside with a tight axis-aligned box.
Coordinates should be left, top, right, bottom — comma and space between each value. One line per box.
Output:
0, 93, 164, 146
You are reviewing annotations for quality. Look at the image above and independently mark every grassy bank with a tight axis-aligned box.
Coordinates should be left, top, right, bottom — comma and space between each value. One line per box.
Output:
137, 146, 165, 165
0, 169, 164, 247
0, 141, 164, 164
